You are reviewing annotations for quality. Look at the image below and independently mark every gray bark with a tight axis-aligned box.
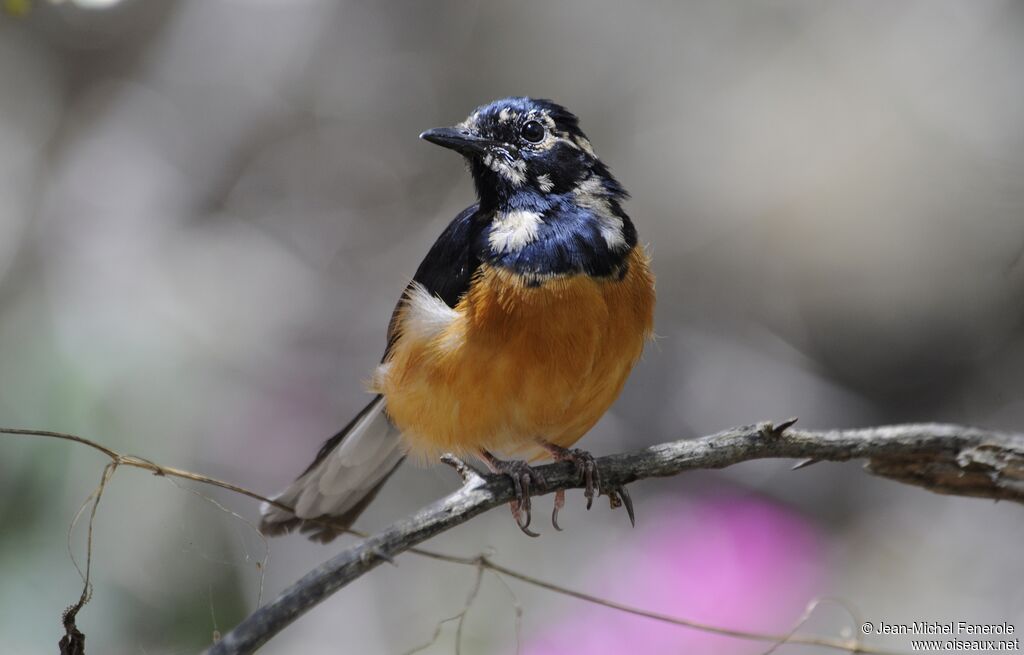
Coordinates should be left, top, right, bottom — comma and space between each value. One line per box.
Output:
208, 421, 1024, 655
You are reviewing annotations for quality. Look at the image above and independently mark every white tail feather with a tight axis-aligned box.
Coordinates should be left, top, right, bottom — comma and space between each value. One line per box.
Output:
259, 396, 403, 540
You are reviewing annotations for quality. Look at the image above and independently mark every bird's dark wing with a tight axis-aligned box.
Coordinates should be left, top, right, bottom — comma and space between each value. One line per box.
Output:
263, 203, 486, 539
384, 203, 485, 358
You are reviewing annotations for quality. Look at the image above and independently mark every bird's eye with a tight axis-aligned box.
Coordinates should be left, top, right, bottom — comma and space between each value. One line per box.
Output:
520, 120, 545, 143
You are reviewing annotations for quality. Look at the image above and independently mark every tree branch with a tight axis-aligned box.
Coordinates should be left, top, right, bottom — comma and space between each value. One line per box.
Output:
208, 421, 1024, 655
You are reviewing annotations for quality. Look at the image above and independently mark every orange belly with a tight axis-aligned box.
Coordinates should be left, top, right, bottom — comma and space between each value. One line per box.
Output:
372, 247, 655, 461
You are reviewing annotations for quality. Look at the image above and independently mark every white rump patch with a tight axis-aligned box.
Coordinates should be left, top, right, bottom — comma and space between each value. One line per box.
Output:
489, 210, 543, 253
403, 282, 458, 339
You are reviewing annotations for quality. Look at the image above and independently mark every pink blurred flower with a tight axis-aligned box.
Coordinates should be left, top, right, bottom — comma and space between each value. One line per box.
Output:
525, 494, 823, 654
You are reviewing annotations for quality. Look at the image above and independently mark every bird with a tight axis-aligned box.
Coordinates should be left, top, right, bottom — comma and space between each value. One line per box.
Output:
259, 97, 655, 541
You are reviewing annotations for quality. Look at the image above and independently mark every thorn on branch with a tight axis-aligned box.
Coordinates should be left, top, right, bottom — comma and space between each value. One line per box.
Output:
362, 546, 397, 567
791, 458, 820, 471
604, 484, 636, 527
760, 417, 799, 439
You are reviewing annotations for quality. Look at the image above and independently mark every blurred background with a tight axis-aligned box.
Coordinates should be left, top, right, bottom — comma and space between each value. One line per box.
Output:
2, 1, 1023, 653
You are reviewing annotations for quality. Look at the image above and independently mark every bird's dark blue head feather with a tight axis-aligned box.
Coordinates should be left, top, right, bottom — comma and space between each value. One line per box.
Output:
421, 96, 626, 209
420, 97, 635, 282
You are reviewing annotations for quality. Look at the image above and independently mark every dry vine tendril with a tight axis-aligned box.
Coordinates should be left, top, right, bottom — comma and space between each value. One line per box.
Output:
5, 421, 1023, 655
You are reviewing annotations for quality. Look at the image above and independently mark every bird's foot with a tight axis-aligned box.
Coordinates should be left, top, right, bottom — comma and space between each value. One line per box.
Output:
542, 444, 600, 506
480, 451, 545, 537
541, 442, 636, 528
540, 443, 606, 529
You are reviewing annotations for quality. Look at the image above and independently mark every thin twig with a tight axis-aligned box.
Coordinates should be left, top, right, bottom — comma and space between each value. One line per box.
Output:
401, 563, 486, 655
481, 558, 901, 654
6, 423, 1023, 655
1, 428, 293, 511
162, 476, 270, 607
490, 570, 523, 655
4, 427, 286, 653
5, 427, 120, 459
60, 461, 117, 655
760, 597, 861, 655
205, 421, 1024, 654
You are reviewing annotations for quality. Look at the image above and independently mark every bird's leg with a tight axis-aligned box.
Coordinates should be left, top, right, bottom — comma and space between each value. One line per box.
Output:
478, 450, 545, 537
537, 441, 602, 530
539, 442, 600, 508
539, 441, 636, 528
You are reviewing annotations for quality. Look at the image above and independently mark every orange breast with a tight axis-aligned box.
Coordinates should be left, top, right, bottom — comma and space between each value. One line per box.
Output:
373, 247, 655, 461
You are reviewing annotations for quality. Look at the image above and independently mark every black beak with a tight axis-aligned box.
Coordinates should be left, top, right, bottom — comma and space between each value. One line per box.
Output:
419, 126, 494, 157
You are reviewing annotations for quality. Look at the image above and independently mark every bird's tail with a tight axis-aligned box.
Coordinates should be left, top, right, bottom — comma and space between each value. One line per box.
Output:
259, 395, 404, 542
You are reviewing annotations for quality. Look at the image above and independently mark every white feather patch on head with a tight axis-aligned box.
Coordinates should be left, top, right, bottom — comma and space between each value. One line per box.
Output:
574, 174, 606, 201
402, 282, 459, 340
573, 175, 628, 251
598, 214, 627, 250
499, 108, 521, 124
536, 173, 554, 192
573, 174, 613, 217
573, 135, 596, 156
486, 152, 527, 186
489, 210, 543, 253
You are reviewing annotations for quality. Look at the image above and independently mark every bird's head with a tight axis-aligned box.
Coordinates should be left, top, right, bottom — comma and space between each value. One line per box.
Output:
420, 97, 623, 210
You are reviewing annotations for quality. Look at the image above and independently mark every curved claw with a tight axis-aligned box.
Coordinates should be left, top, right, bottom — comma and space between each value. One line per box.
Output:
575, 449, 600, 510
541, 444, 601, 511
516, 513, 540, 537
584, 462, 595, 510
537, 442, 638, 528
481, 451, 545, 537
551, 488, 565, 531
618, 485, 636, 527
512, 498, 540, 537
518, 472, 533, 528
